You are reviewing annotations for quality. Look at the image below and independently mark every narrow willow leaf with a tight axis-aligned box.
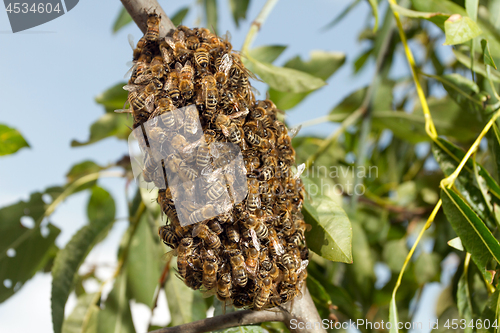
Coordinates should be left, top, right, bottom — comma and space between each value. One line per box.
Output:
302, 193, 352, 263
62, 293, 99, 333
242, 56, 326, 93
473, 157, 493, 214
448, 237, 464, 251
389, 297, 399, 333
478, 290, 500, 333
307, 274, 332, 308
0, 124, 30, 156
248, 45, 287, 64
441, 187, 499, 282
481, 39, 498, 69
204, 0, 218, 34
71, 113, 132, 147
367, 0, 379, 32
0, 187, 62, 303
94, 82, 129, 113
457, 265, 474, 333
65, 161, 103, 193
389, 2, 449, 29
229, 0, 249, 27
454, 50, 500, 82
465, 0, 478, 21
97, 273, 135, 333
415, 252, 441, 284
112, 7, 132, 33
322, 0, 361, 30
444, 15, 482, 45
171, 7, 189, 26
51, 187, 116, 333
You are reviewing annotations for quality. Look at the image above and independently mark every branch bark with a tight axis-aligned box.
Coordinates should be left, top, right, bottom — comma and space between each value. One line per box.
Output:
120, 0, 175, 37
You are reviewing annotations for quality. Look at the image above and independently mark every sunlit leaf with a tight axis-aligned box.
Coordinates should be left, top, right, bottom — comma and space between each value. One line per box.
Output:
95, 82, 128, 113
466, 0, 478, 21
457, 264, 474, 333
454, 49, 500, 82
229, 0, 249, 27
112, 7, 132, 33
389, 2, 449, 29
71, 113, 132, 147
248, 45, 287, 64
302, 191, 352, 263
481, 39, 497, 69
307, 274, 332, 309
171, 7, 189, 27
444, 14, 482, 45
62, 293, 100, 333
448, 237, 465, 251
0, 124, 29, 156
51, 187, 116, 333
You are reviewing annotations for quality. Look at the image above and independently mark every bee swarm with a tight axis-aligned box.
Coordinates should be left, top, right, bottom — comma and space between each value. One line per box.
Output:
127, 14, 309, 310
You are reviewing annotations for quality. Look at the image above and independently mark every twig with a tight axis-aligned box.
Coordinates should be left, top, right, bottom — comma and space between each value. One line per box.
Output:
120, 0, 175, 36
241, 0, 279, 53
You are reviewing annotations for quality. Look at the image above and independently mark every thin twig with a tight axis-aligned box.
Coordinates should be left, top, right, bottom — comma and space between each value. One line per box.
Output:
120, 0, 175, 36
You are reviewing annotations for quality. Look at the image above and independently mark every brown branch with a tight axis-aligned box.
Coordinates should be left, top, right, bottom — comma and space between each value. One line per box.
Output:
120, 0, 175, 37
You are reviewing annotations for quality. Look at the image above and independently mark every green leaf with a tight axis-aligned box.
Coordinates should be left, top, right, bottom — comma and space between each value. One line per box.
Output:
229, 0, 249, 27
66, 161, 103, 183
347, 221, 375, 296
97, 272, 135, 333
382, 239, 409, 273
247, 45, 287, 64
454, 50, 500, 82
441, 187, 500, 283
448, 237, 465, 251
165, 260, 207, 325
389, 2, 449, 29
302, 193, 352, 263
323, 0, 361, 30
0, 188, 62, 303
466, 0, 478, 21
481, 39, 497, 69
62, 293, 100, 333
204, 0, 218, 34
307, 274, 332, 309
171, 7, 189, 27
457, 264, 474, 333
0, 124, 29, 156
478, 289, 500, 333
95, 82, 128, 113
444, 15, 482, 46
51, 187, 116, 333
415, 252, 441, 284
268, 51, 345, 109
242, 56, 326, 93
71, 113, 132, 147
112, 7, 132, 33
126, 214, 162, 307
367, 0, 379, 32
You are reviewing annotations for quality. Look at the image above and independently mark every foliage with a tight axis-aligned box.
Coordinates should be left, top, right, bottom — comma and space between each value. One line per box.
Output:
4, 0, 500, 332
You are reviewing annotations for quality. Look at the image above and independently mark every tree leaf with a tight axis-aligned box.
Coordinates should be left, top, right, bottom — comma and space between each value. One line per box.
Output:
97, 272, 135, 333
0, 124, 30, 156
481, 39, 497, 69
268, 51, 345, 109
448, 237, 465, 251
247, 45, 287, 64
415, 252, 441, 284
62, 293, 100, 333
229, 0, 249, 27
71, 113, 132, 147
457, 264, 474, 333
322, 0, 361, 30
466, 0, 478, 21
51, 187, 116, 333
65, 161, 103, 193
346, 221, 375, 296
171, 7, 189, 27
382, 239, 409, 273
307, 274, 332, 310
441, 187, 500, 283
302, 192, 352, 263
0, 188, 62, 303
478, 289, 500, 333
444, 14, 482, 46
112, 7, 132, 33
204, 0, 218, 34
454, 50, 500, 82
389, 2, 449, 29
242, 56, 326, 93
95, 82, 129, 113
126, 214, 162, 307
165, 261, 207, 325
367, 0, 379, 32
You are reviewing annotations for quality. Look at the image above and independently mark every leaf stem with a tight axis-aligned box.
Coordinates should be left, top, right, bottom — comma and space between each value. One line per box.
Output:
241, 0, 279, 54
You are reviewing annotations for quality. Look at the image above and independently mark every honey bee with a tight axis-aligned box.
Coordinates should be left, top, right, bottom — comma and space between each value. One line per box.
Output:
135, 56, 167, 84
127, 80, 161, 113
244, 155, 261, 173
196, 144, 212, 169
206, 180, 227, 201
158, 189, 179, 224
158, 224, 178, 247
185, 35, 201, 50
164, 66, 181, 102
130, 35, 147, 61
192, 221, 221, 248
268, 228, 285, 258
207, 219, 223, 235
179, 161, 198, 181
226, 223, 240, 244
214, 53, 233, 89
254, 277, 273, 310
244, 211, 269, 240
177, 61, 195, 99
228, 249, 247, 287
177, 237, 195, 278
165, 34, 191, 63
201, 74, 218, 114
255, 165, 274, 181
214, 111, 249, 148
143, 154, 158, 182
216, 273, 232, 301
156, 98, 178, 129
246, 179, 261, 212
202, 250, 218, 290
280, 283, 302, 304
145, 13, 161, 41
184, 105, 200, 135
194, 46, 210, 70
245, 247, 259, 277
158, 39, 172, 64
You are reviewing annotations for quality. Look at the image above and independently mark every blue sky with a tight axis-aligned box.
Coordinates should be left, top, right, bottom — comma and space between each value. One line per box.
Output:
0, 1, 445, 332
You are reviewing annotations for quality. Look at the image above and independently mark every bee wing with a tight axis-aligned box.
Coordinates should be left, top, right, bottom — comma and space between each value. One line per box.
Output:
160, 46, 171, 64
219, 53, 233, 76
165, 36, 176, 49
288, 125, 302, 139
273, 239, 285, 256
296, 259, 309, 275
161, 249, 177, 262
249, 229, 261, 252
128, 34, 135, 50
114, 108, 132, 114
228, 109, 249, 120
134, 73, 153, 84
124, 61, 137, 79
293, 163, 305, 180
145, 95, 155, 112
123, 84, 141, 92
175, 62, 183, 72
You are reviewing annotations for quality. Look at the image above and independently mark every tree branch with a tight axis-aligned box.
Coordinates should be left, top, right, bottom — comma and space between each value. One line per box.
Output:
120, 0, 175, 36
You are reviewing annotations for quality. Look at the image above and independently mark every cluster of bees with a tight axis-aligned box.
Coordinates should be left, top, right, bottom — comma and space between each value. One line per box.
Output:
122, 13, 309, 311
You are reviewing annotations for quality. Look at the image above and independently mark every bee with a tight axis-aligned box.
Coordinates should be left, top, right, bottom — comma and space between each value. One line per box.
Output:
207, 219, 223, 235
255, 165, 274, 181
214, 111, 249, 148
158, 225, 178, 247
147, 126, 168, 156
165, 34, 191, 63
145, 13, 161, 41
135, 56, 167, 83
130, 35, 147, 61
280, 253, 297, 284
245, 247, 259, 277
268, 228, 285, 258
206, 180, 227, 201
143, 154, 158, 180
228, 249, 247, 287
177, 61, 195, 99
184, 105, 200, 135
194, 46, 210, 70
196, 144, 212, 169
157, 189, 179, 224
192, 221, 221, 248
171, 134, 202, 161
254, 277, 273, 310
202, 250, 218, 290
214, 53, 233, 89
177, 237, 195, 278
280, 283, 302, 304
246, 179, 261, 212
127, 80, 161, 113
244, 211, 269, 240
158, 39, 172, 64
201, 74, 218, 114
216, 273, 232, 301
226, 223, 240, 244
212, 152, 233, 169
156, 97, 177, 129
164, 66, 181, 102
185, 35, 201, 50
